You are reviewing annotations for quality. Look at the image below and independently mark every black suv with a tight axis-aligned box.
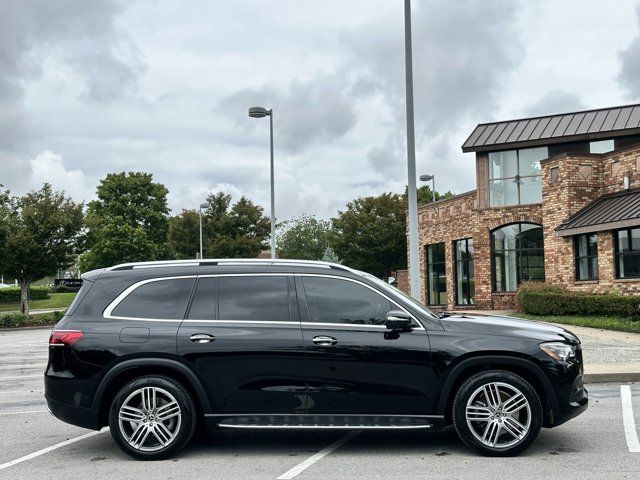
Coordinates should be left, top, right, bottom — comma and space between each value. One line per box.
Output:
45, 259, 587, 459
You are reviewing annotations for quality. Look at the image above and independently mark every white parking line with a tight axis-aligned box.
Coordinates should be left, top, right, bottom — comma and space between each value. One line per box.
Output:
621, 385, 640, 453
0, 409, 48, 416
0, 428, 107, 471
277, 430, 360, 480
0, 374, 42, 381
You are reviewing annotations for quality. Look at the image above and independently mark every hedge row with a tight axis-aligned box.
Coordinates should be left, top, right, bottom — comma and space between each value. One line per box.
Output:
517, 289, 640, 318
0, 286, 49, 303
0, 311, 64, 328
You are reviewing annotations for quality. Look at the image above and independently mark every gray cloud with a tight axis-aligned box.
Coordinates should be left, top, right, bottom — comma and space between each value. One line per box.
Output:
217, 72, 360, 153
618, 3, 640, 98
345, 0, 525, 173
523, 90, 586, 117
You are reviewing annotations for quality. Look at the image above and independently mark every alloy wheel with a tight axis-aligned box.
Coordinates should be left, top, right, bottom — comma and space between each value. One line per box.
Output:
465, 381, 531, 449
118, 386, 182, 452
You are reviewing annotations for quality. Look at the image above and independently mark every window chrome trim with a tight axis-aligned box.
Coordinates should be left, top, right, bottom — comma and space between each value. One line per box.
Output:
102, 272, 423, 330
297, 273, 425, 331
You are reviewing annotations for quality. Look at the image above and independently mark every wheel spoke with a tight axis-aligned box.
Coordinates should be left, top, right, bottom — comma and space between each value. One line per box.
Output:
466, 405, 492, 421
154, 421, 175, 446
483, 383, 501, 408
156, 400, 180, 421
119, 405, 145, 422
503, 416, 527, 439
503, 392, 527, 414
129, 423, 150, 448
142, 387, 156, 412
482, 421, 501, 446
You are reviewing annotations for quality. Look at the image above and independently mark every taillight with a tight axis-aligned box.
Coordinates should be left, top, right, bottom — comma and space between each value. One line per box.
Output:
49, 330, 84, 346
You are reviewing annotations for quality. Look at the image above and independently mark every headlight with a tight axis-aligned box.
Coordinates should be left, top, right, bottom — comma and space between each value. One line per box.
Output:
540, 342, 576, 362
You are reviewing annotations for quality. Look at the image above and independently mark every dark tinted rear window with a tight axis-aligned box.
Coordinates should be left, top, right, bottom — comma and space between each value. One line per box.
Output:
187, 277, 216, 320
218, 276, 290, 321
111, 278, 195, 320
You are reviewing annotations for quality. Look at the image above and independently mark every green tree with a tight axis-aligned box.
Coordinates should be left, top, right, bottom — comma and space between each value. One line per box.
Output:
79, 172, 171, 270
414, 184, 454, 204
0, 184, 83, 315
168, 209, 200, 259
277, 214, 330, 260
328, 193, 407, 279
203, 193, 271, 258
168, 192, 271, 259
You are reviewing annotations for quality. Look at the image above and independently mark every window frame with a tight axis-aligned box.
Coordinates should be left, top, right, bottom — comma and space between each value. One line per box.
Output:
491, 223, 545, 292
488, 147, 547, 207
574, 233, 599, 281
426, 242, 447, 306
454, 238, 475, 305
296, 274, 422, 330
615, 228, 640, 279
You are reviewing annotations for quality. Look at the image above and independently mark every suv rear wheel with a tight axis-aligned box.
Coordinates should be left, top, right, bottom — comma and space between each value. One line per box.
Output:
109, 375, 197, 460
452, 370, 542, 456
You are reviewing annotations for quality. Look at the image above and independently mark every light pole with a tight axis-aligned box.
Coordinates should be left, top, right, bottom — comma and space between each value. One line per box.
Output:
404, 0, 420, 300
198, 202, 209, 260
419, 174, 436, 203
248, 106, 276, 259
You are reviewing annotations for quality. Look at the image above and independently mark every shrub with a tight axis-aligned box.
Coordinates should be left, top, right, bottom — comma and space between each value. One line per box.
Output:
0, 310, 64, 328
517, 285, 640, 318
0, 286, 49, 303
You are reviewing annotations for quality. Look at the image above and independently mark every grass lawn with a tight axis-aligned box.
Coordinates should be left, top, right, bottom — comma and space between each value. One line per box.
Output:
512, 312, 640, 334
0, 292, 77, 313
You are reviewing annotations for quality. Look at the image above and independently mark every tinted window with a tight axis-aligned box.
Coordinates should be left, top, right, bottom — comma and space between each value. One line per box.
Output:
218, 276, 290, 321
111, 278, 195, 319
302, 276, 393, 326
188, 277, 216, 319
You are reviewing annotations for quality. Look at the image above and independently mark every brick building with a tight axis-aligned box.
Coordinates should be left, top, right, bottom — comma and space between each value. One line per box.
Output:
414, 103, 640, 310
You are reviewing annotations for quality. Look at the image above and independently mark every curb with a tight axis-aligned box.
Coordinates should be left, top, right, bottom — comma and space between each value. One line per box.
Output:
583, 372, 640, 383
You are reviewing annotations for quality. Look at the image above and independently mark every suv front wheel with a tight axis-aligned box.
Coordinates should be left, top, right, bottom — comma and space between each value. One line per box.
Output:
109, 375, 197, 460
452, 370, 542, 456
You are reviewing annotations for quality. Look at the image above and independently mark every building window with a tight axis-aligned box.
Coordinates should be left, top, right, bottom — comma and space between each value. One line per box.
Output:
488, 147, 547, 207
454, 238, 475, 305
575, 234, 598, 281
616, 228, 640, 278
426, 243, 447, 305
492, 223, 545, 292
589, 139, 614, 154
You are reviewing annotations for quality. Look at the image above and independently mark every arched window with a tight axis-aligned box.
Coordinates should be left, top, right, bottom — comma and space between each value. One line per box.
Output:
492, 223, 544, 292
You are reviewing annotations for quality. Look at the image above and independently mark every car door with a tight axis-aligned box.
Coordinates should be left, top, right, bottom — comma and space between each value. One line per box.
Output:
297, 274, 433, 416
177, 274, 307, 415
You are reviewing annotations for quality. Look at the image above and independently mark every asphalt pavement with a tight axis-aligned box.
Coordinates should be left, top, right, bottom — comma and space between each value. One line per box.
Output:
1, 328, 639, 479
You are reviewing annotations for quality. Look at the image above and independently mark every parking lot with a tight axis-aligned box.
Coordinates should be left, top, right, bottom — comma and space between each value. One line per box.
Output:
1, 327, 639, 480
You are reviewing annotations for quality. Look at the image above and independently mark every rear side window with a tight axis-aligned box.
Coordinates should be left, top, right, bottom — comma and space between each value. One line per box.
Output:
188, 277, 216, 320
110, 278, 195, 320
218, 276, 290, 321
302, 276, 393, 326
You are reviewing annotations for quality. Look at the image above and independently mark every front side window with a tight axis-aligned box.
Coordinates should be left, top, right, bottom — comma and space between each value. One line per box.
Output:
492, 223, 545, 292
301, 276, 393, 326
575, 234, 598, 281
616, 228, 640, 278
489, 147, 547, 206
218, 276, 291, 321
454, 238, 475, 305
111, 277, 195, 319
426, 243, 447, 305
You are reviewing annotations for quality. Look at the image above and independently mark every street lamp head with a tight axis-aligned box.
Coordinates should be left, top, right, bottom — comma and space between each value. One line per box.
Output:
199, 202, 209, 209
248, 106, 271, 118
419, 174, 434, 181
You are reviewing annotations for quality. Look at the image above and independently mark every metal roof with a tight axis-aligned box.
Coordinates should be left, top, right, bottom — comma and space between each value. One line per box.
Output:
463, 104, 640, 152
555, 189, 640, 237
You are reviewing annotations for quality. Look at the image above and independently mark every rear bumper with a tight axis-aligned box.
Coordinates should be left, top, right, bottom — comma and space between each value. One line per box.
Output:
45, 396, 101, 430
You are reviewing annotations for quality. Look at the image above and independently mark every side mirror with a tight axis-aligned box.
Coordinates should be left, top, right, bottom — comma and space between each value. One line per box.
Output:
385, 310, 413, 332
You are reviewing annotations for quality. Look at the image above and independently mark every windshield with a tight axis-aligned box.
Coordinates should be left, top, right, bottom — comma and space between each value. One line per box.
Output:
355, 270, 440, 320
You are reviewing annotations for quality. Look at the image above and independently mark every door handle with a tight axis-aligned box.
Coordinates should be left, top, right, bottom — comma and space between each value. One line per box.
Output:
190, 333, 215, 343
312, 335, 338, 346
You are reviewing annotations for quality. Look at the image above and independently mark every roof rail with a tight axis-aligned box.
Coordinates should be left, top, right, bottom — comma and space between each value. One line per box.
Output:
106, 258, 352, 272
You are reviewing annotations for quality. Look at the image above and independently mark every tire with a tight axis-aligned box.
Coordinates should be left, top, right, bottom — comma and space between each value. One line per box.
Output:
109, 375, 197, 460
452, 369, 542, 457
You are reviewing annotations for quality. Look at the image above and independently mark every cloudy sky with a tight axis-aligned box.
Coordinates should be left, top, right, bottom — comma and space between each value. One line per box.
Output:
2, 0, 640, 219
